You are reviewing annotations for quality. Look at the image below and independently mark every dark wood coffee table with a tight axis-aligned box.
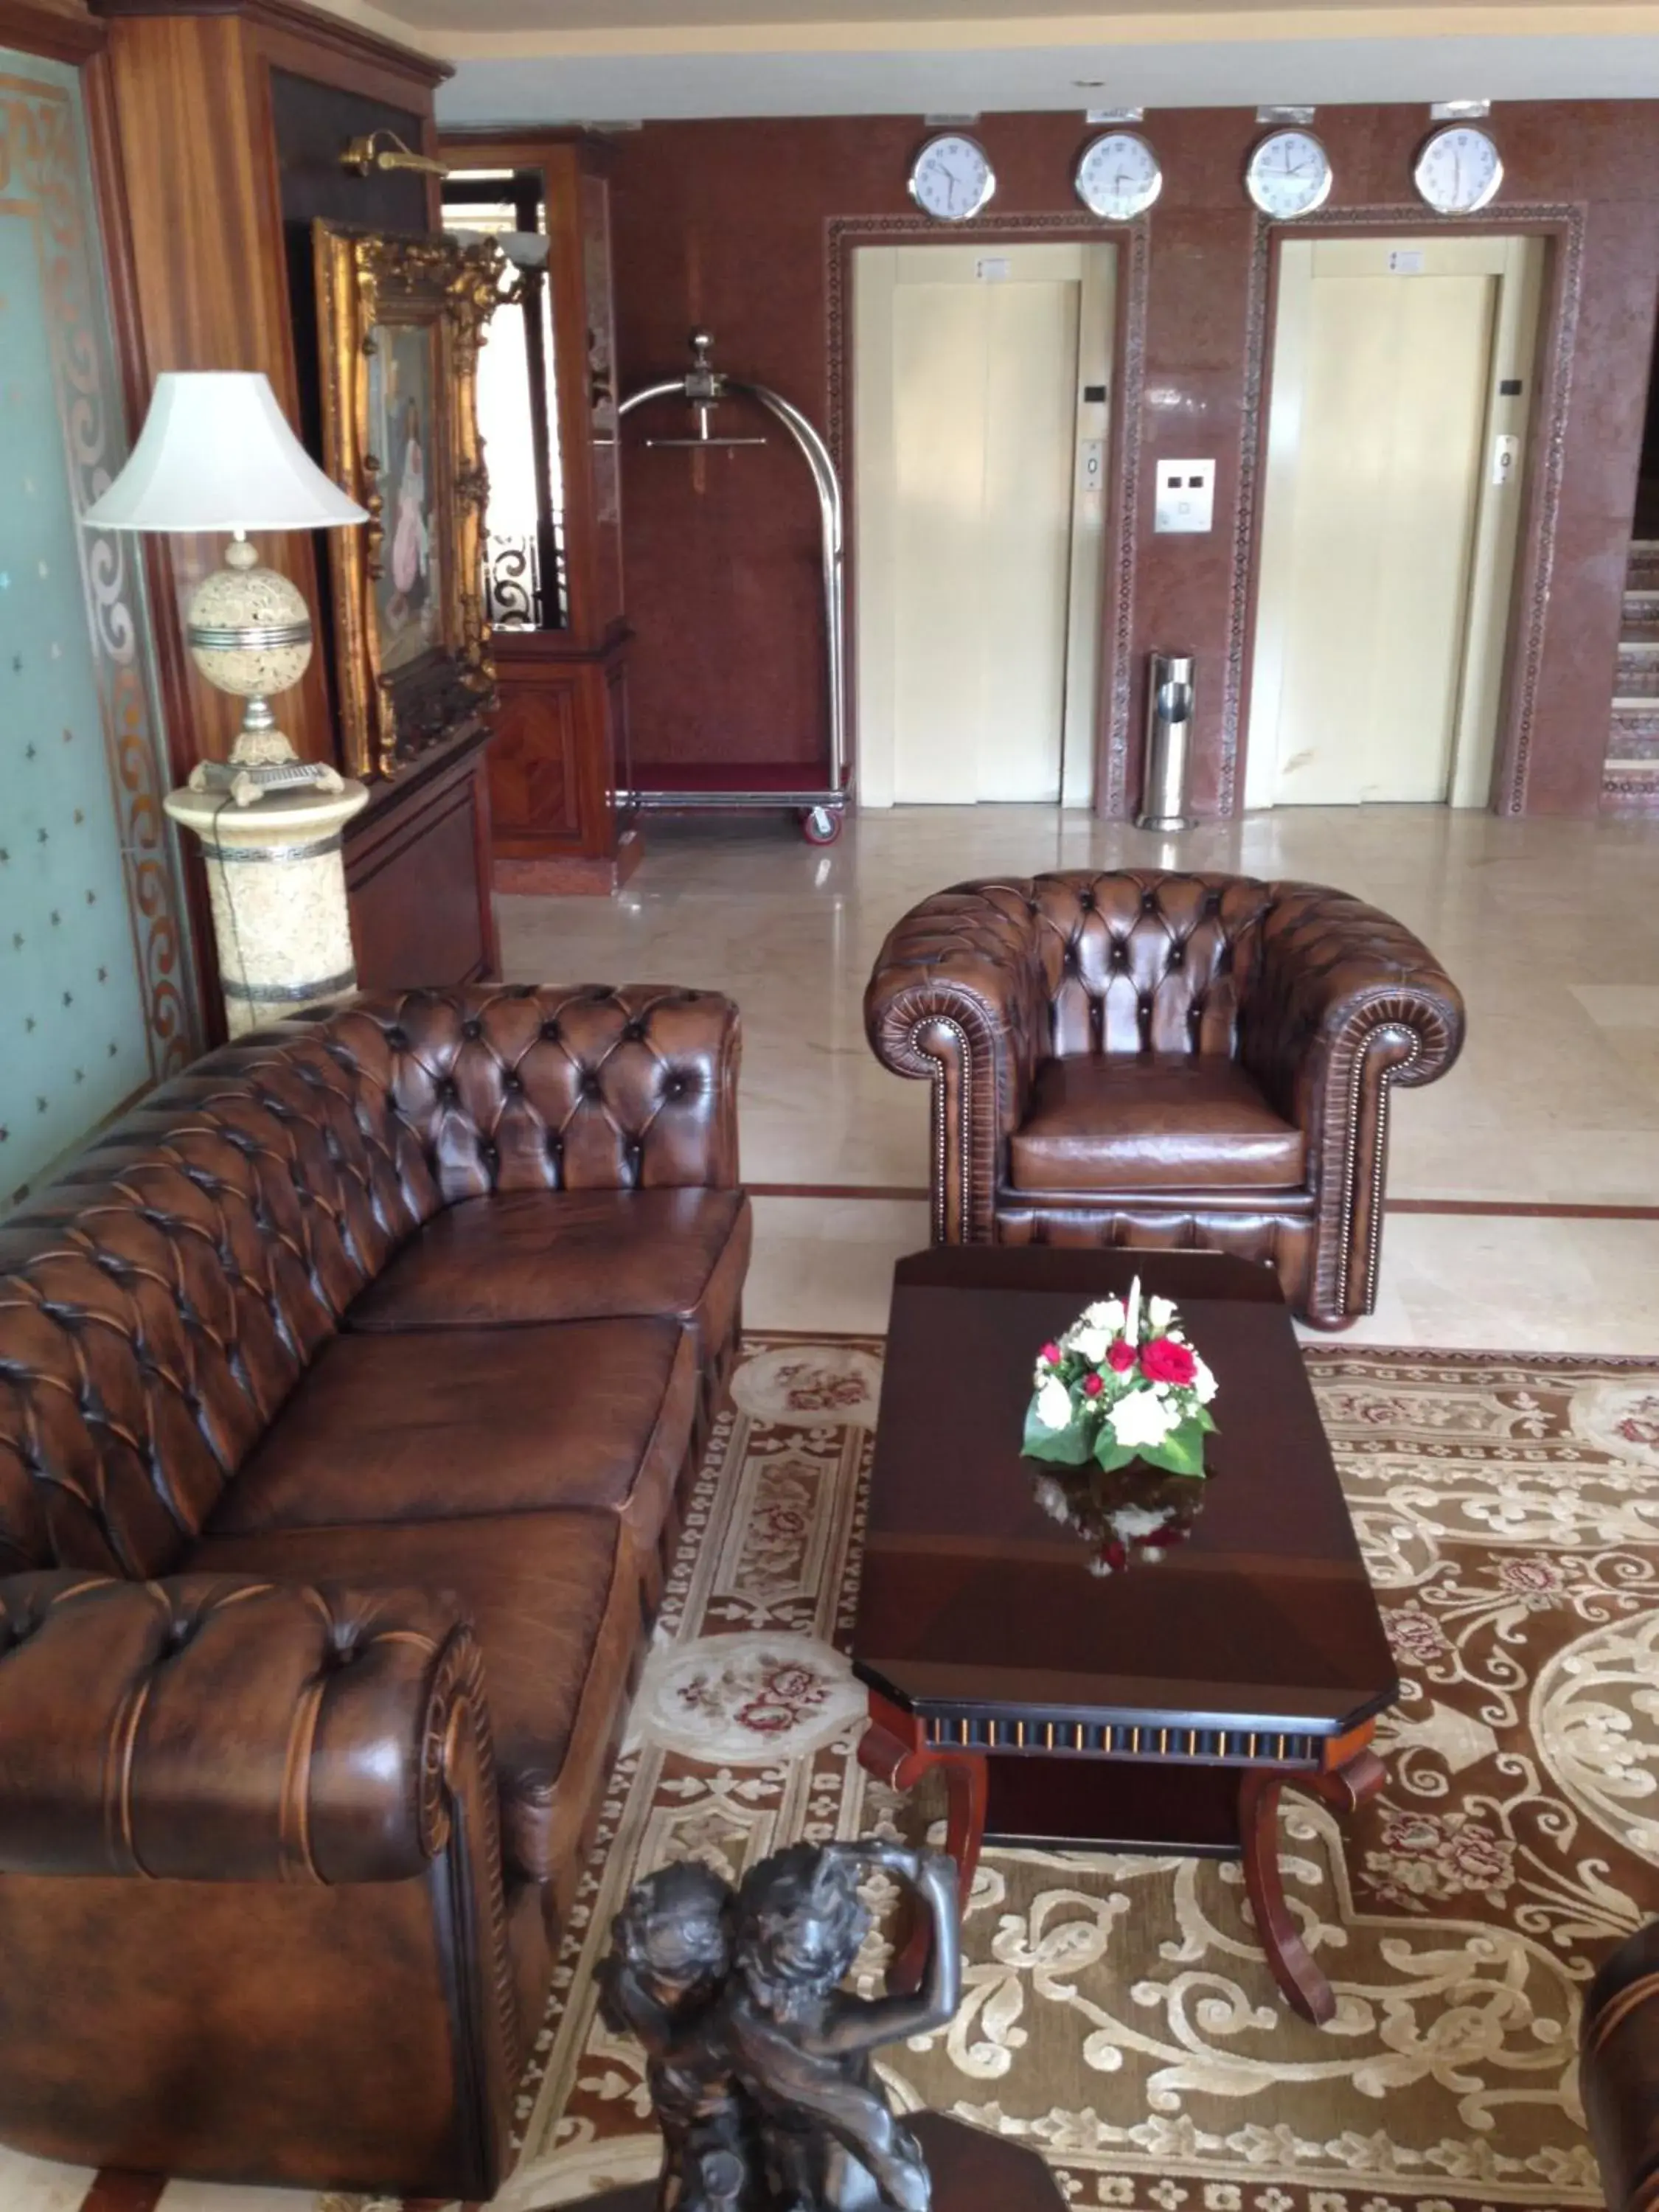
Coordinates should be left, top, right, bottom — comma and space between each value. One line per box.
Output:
852, 1247, 1397, 2026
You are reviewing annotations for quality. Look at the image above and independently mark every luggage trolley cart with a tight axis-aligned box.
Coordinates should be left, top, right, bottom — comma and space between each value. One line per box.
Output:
617, 330, 849, 845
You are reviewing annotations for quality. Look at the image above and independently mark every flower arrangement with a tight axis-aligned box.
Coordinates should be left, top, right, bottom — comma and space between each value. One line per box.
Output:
1022, 1275, 1217, 1478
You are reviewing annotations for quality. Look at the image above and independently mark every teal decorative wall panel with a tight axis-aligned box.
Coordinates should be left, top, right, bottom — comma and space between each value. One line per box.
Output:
0, 54, 195, 1209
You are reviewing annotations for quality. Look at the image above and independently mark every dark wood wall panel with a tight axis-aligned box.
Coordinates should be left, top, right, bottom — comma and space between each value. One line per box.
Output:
605, 104, 1659, 818
490, 654, 586, 844
346, 728, 498, 989
90, 0, 498, 995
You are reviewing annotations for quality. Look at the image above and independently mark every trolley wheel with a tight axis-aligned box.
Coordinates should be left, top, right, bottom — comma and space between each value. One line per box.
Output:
799, 805, 844, 846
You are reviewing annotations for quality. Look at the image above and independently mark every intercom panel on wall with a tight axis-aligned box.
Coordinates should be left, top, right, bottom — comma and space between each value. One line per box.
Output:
1154, 459, 1216, 534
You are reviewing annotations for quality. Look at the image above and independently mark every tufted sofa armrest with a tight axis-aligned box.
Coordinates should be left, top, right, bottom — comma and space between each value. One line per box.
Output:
1582, 1920, 1659, 2212
864, 885, 1049, 1241
0, 1573, 489, 1884
1237, 883, 1465, 1326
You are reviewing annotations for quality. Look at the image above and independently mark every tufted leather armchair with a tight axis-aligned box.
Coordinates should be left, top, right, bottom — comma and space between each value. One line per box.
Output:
864, 871, 1463, 1327
0, 983, 748, 2197
1582, 1921, 1659, 2212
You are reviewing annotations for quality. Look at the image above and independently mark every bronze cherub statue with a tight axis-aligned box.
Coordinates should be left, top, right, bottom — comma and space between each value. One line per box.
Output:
599, 1840, 961, 2212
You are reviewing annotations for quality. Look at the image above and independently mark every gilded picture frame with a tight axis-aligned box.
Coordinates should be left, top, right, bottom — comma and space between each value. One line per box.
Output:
313, 222, 503, 780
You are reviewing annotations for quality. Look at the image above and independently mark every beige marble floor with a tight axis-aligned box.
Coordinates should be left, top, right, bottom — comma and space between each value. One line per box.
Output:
501, 802, 1659, 1352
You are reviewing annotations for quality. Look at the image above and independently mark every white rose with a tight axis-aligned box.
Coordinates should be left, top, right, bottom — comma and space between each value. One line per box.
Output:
1034, 1375, 1074, 1431
1071, 1324, 1110, 1364
1190, 1355, 1218, 1405
1110, 1388, 1178, 1450
1148, 1295, 1176, 1328
1082, 1298, 1125, 1331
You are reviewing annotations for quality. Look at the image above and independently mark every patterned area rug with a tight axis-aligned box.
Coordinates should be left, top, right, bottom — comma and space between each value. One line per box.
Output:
488, 1336, 1658, 2212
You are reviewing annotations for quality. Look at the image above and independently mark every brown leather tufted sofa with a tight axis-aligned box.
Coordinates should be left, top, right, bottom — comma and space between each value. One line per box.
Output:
0, 983, 750, 2197
865, 870, 1463, 1328
1582, 1921, 1659, 2212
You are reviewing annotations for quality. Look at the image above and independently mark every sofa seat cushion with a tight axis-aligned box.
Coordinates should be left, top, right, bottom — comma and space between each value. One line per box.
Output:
1008, 1054, 1306, 1194
206, 1318, 698, 1550
344, 1189, 751, 1357
187, 1510, 636, 1887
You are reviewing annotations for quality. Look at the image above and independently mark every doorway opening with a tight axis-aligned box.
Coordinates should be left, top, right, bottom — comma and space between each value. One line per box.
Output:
1245, 233, 1544, 810
853, 241, 1115, 808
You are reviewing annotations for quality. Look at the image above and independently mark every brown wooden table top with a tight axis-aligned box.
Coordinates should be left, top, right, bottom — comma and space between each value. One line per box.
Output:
852, 1248, 1397, 1742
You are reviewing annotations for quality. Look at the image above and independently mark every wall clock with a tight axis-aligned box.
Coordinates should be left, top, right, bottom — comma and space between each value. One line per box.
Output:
1245, 129, 1333, 219
1075, 131, 1163, 220
1413, 123, 1503, 213
908, 133, 996, 223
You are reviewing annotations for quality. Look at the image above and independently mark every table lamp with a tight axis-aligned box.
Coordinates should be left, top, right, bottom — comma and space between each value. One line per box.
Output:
81, 370, 366, 805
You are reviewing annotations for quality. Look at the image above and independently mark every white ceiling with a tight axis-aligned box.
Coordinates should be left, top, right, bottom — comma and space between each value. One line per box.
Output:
431, 29, 1659, 123
308, 0, 1659, 119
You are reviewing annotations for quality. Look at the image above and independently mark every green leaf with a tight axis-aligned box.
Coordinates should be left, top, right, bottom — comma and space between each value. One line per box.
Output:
1091, 1433, 1138, 1474
1022, 1402, 1091, 1464
1138, 1421, 1208, 1478
1190, 1405, 1219, 1436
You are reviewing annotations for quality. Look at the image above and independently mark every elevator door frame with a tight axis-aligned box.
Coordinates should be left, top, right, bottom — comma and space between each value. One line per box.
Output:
1242, 229, 1545, 812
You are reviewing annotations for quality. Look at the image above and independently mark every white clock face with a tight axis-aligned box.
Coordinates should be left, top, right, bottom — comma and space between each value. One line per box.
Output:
1245, 129, 1332, 219
1413, 124, 1503, 214
909, 133, 995, 223
1075, 131, 1163, 221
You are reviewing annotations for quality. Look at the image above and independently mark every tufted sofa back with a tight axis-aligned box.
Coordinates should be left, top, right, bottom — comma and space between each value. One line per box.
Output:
1025, 872, 1276, 1058
332, 984, 742, 1199
0, 985, 738, 1582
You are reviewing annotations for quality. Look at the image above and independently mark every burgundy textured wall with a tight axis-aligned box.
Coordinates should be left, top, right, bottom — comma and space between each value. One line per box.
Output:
607, 105, 1659, 815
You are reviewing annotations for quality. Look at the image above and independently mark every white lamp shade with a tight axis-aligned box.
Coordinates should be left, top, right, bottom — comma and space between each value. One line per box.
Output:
82, 371, 366, 534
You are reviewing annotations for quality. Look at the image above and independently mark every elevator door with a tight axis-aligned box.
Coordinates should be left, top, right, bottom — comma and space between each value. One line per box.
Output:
1246, 234, 1541, 808
855, 243, 1114, 806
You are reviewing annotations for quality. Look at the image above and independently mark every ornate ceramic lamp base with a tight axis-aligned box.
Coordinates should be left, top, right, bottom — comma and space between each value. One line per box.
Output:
164, 777, 369, 1036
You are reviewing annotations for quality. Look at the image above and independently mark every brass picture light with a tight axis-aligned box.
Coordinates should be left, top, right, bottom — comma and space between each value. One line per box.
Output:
340, 128, 451, 179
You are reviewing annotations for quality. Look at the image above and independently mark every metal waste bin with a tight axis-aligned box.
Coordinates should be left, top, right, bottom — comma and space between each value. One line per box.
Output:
1138, 652, 1195, 832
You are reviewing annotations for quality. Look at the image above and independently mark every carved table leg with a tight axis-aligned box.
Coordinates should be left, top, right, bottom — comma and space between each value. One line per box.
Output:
1239, 1739, 1385, 2026
859, 1693, 987, 1993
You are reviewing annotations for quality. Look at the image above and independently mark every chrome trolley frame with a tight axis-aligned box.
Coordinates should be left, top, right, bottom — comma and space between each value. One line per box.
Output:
616, 330, 849, 844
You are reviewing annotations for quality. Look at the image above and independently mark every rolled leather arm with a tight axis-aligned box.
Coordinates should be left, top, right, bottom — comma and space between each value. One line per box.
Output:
864, 884, 1049, 1241
1239, 882, 1465, 1322
1582, 1921, 1659, 2212
0, 1573, 485, 1884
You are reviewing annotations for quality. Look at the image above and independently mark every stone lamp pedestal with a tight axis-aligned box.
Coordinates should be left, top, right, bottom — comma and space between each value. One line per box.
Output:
164, 779, 370, 1037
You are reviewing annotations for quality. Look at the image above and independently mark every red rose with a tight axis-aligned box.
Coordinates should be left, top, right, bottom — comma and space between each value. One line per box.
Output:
1038, 1341, 1061, 1366
1082, 1372, 1104, 1397
1140, 1337, 1197, 1386
1107, 1340, 1137, 1373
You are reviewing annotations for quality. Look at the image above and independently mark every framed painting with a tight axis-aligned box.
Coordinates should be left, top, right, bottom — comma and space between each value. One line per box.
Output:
313, 223, 503, 779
